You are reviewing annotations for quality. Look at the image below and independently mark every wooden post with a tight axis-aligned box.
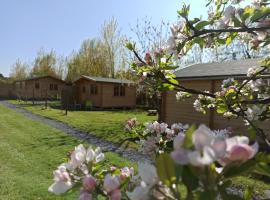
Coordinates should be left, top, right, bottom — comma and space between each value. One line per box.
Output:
45, 89, 48, 109
32, 88, 35, 105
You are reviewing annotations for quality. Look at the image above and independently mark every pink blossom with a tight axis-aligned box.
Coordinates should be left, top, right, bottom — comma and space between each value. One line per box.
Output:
224, 6, 236, 20
110, 189, 122, 200
70, 144, 87, 169
120, 167, 134, 180
83, 175, 96, 192
173, 133, 185, 150
144, 52, 152, 65
78, 190, 93, 200
125, 118, 138, 131
171, 149, 189, 165
220, 136, 258, 165
48, 165, 73, 195
103, 174, 120, 194
142, 136, 158, 157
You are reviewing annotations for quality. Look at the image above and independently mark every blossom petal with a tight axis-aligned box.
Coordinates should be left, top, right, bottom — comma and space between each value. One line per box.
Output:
138, 162, 158, 187
188, 146, 216, 166
170, 149, 190, 165
48, 181, 72, 195
212, 138, 227, 158
192, 125, 214, 150
126, 186, 150, 200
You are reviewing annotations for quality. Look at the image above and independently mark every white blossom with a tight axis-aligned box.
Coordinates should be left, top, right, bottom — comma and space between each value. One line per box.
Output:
48, 165, 72, 195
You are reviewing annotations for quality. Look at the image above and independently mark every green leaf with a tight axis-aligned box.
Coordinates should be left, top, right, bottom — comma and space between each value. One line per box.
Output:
222, 159, 256, 178
254, 162, 270, 177
243, 186, 253, 200
182, 166, 199, 190
183, 125, 196, 149
156, 153, 177, 186
247, 127, 257, 140
167, 78, 179, 85
216, 38, 226, 45
161, 83, 175, 90
232, 17, 242, 27
195, 21, 210, 30
216, 104, 227, 114
193, 37, 205, 49
226, 32, 238, 46
250, 7, 270, 22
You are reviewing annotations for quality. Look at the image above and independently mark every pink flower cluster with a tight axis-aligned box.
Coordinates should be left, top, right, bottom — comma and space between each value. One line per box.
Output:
125, 118, 138, 131
171, 125, 258, 167
48, 144, 133, 200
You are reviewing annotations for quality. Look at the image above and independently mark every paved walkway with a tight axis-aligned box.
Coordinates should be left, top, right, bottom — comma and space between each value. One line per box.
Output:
0, 100, 150, 163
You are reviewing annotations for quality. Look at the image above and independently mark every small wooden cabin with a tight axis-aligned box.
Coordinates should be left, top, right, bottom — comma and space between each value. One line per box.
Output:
74, 75, 136, 108
161, 58, 270, 134
14, 75, 66, 100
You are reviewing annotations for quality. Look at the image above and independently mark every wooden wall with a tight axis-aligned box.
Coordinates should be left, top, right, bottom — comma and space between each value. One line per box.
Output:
14, 77, 66, 100
101, 83, 136, 108
75, 79, 102, 107
161, 79, 270, 135
0, 83, 13, 98
74, 79, 136, 108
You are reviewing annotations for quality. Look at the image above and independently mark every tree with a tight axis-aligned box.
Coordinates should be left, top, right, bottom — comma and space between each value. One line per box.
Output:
128, 0, 270, 146
66, 39, 109, 82
9, 59, 29, 81
31, 49, 64, 78
130, 17, 170, 55
101, 17, 127, 78
49, 1, 270, 199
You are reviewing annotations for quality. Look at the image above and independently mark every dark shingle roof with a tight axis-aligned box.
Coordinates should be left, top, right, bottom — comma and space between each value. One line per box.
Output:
76, 75, 134, 84
175, 58, 263, 80
14, 75, 65, 83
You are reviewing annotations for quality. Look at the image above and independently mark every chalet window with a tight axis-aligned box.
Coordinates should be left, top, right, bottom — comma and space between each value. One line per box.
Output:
120, 86, 125, 96
90, 84, 98, 95
35, 82, 40, 89
82, 86, 86, 93
50, 84, 54, 90
54, 84, 58, 91
114, 85, 125, 96
20, 82, 22, 89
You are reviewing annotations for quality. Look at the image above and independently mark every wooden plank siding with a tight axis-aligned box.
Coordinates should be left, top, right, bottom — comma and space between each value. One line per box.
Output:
161, 79, 270, 135
14, 77, 66, 100
0, 83, 13, 98
75, 79, 102, 107
101, 83, 136, 108
74, 79, 136, 108
162, 80, 212, 126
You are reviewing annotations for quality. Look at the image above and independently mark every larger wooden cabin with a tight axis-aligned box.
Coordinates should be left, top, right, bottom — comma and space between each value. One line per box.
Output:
161, 58, 270, 134
73, 75, 136, 108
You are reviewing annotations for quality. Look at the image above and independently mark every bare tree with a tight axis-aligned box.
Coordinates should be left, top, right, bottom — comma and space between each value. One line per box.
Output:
10, 59, 29, 81
130, 17, 170, 54
101, 17, 125, 78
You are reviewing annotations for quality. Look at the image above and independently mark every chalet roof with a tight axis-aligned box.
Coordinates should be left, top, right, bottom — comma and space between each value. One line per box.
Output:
175, 58, 266, 80
14, 75, 65, 83
75, 75, 134, 84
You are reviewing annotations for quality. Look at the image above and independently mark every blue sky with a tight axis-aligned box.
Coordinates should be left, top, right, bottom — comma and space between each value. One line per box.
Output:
0, 0, 206, 76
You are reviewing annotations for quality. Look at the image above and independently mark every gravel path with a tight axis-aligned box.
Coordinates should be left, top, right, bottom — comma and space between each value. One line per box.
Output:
0, 100, 150, 163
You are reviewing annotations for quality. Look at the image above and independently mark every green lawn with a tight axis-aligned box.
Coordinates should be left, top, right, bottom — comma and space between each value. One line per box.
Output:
6, 100, 270, 198
9, 100, 157, 147
0, 104, 134, 200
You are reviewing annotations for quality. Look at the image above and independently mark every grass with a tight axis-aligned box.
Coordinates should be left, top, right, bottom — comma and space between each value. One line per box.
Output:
0, 104, 134, 200
6, 100, 270, 197
9, 100, 157, 148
